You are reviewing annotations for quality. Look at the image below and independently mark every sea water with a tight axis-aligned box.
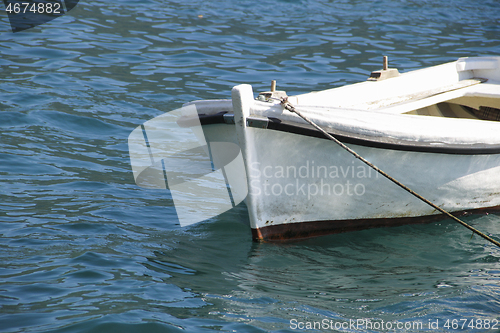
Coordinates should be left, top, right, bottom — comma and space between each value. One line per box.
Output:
1, 0, 500, 332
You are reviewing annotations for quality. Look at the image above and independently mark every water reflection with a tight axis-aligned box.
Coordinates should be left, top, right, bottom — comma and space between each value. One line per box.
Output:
1, 0, 500, 331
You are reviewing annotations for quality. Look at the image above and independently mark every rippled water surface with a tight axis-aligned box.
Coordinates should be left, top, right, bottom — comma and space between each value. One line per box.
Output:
1, 0, 500, 332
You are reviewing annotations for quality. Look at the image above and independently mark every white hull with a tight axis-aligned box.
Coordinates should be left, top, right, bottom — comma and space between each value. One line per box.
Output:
183, 57, 500, 240
237, 122, 500, 240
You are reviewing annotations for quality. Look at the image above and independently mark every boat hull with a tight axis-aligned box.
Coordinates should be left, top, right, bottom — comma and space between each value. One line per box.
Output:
192, 109, 500, 241
240, 126, 500, 241
178, 57, 500, 241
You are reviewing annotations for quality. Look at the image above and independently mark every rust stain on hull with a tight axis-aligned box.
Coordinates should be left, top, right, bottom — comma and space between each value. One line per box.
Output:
251, 206, 500, 242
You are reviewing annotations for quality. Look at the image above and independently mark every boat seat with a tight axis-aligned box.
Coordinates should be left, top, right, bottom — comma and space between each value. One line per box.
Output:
378, 79, 500, 115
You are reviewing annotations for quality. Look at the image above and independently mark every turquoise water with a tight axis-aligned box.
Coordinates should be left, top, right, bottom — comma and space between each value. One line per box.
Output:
1, 0, 500, 332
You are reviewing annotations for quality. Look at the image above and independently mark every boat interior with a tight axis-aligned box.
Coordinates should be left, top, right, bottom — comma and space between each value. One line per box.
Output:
405, 98, 500, 121
186, 57, 500, 127
284, 57, 500, 122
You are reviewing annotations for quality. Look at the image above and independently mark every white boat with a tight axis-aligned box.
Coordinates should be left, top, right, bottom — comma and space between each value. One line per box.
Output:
131, 56, 500, 241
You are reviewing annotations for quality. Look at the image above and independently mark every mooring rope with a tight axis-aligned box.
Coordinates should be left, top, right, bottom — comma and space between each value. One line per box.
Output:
280, 97, 500, 248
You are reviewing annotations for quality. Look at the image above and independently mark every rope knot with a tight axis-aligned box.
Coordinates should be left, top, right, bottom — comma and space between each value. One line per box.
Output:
280, 96, 295, 113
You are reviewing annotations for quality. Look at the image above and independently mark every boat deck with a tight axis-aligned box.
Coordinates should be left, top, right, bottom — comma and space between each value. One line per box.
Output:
288, 57, 500, 118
